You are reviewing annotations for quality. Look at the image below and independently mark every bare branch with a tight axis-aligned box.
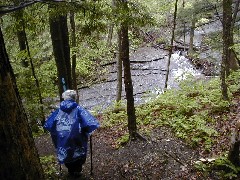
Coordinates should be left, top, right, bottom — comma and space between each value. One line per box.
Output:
0, 0, 84, 16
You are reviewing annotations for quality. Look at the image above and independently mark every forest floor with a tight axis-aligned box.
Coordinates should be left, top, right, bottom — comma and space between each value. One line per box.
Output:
35, 18, 240, 179
35, 90, 240, 180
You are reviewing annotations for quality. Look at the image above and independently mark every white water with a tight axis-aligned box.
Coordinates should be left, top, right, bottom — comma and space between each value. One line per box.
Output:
79, 47, 203, 112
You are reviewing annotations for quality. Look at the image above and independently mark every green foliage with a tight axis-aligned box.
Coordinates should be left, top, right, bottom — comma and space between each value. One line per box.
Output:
32, 127, 45, 137
213, 156, 240, 179
100, 101, 127, 128
11, 55, 58, 127
116, 133, 130, 148
128, 0, 156, 27
144, 73, 238, 148
40, 155, 59, 179
227, 70, 240, 93
195, 155, 240, 179
194, 161, 209, 175
76, 2, 109, 36
141, 0, 174, 25
100, 70, 239, 150
1, 0, 113, 131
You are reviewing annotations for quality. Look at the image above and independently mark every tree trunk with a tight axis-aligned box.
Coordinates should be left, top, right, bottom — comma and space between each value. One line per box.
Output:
221, 0, 232, 100
188, 15, 196, 57
13, 0, 45, 126
70, 11, 79, 103
107, 0, 116, 47
228, 117, 240, 166
164, 0, 178, 90
60, 15, 72, 89
107, 24, 114, 48
222, 0, 232, 76
49, 8, 72, 100
13, 0, 28, 67
21, 21, 45, 125
0, 27, 44, 180
229, 0, 240, 70
182, 0, 186, 51
116, 30, 123, 102
118, 0, 138, 140
220, 61, 229, 100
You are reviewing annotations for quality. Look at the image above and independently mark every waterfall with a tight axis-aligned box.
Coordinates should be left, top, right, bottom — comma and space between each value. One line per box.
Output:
171, 51, 202, 81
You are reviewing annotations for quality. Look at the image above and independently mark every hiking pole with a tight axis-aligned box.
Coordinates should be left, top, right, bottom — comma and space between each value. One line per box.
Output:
90, 134, 93, 175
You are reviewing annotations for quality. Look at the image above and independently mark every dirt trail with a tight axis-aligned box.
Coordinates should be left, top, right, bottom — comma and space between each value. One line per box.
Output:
35, 127, 204, 180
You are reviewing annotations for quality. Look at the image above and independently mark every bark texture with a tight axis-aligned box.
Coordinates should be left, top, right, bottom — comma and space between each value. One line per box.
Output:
118, 0, 137, 139
49, 10, 72, 99
228, 117, 240, 166
0, 27, 44, 180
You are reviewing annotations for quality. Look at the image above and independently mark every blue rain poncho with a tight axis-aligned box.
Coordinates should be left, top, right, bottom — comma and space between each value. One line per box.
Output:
44, 100, 100, 164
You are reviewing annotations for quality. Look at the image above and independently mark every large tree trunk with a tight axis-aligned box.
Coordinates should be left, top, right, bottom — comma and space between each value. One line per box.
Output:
49, 9, 72, 99
0, 27, 44, 179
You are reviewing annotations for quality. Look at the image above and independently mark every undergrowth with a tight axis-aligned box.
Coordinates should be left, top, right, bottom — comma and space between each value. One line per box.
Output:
40, 155, 59, 179
194, 154, 240, 179
100, 70, 240, 150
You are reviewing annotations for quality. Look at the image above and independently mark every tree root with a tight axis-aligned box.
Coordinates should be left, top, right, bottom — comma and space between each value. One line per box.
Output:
130, 132, 147, 141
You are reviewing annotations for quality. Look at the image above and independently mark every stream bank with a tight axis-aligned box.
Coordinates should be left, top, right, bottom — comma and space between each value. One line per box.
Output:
79, 46, 203, 112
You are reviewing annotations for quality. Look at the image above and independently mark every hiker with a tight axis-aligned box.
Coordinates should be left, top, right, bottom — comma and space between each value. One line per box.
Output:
44, 89, 100, 177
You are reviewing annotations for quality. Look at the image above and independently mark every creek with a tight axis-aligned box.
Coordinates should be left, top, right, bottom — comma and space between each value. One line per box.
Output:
79, 47, 203, 112
78, 19, 223, 112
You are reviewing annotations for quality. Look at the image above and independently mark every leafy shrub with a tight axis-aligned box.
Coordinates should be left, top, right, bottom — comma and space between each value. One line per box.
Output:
40, 155, 59, 179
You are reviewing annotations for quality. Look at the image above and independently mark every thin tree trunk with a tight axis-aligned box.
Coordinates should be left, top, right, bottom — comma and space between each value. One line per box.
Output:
220, 57, 229, 100
188, 15, 196, 56
107, 0, 115, 48
107, 0, 116, 47
118, 0, 140, 140
120, 23, 137, 139
0, 27, 44, 180
70, 11, 79, 103
107, 24, 114, 47
13, 0, 45, 125
182, 0, 186, 51
21, 21, 45, 125
13, 0, 28, 67
221, 0, 232, 100
116, 31, 123, 102
164, 0, 178, 90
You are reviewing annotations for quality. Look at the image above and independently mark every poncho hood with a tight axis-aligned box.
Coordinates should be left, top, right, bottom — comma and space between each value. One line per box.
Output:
44, 100, 100, 164
60, 100, 78, 113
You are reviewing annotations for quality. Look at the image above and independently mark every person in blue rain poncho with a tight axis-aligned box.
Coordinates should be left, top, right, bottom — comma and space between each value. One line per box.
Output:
44, 90, 100, 177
